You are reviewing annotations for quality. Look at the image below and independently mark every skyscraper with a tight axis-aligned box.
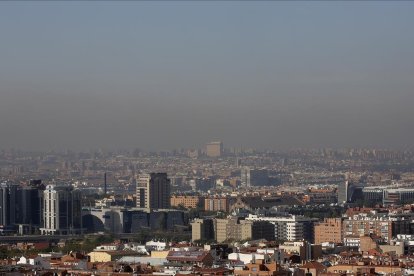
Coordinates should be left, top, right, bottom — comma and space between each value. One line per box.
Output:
16, 185, 44, 228
337, 181, 350, 205
40, 185, 82, 235
136, 173, 171, 209
0, 182, 18, 229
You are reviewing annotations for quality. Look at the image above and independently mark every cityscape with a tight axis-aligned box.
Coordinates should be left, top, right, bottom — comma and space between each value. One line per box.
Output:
2, 1, 414, 276
2, 144, 414, 275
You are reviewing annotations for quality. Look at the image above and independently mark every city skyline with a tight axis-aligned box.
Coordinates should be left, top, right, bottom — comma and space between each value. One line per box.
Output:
1, 2, 414, 151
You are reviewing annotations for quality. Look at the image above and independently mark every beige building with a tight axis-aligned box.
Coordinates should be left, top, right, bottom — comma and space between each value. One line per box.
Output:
314, 218, 343, 244
206, 141, 223, 157
327, 264, 403, 275
299, 262, 327, 276
171, 195, 203, 209
233, 261, 288, 276
151, 250, 169, 258
191, 218, 215, 242
279, 241, 322, 261
88, 251, 139, 262
215, 218, 252, 243
343, 215, 394, 241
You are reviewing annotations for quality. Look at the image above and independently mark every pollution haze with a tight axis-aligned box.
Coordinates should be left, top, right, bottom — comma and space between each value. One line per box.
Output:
1, 2, 414, 151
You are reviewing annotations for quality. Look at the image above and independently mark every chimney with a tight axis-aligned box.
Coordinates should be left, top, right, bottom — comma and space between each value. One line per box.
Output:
104, 172, 107, 195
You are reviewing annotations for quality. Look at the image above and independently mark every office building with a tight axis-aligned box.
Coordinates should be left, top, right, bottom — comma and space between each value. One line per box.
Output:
251, 221, 276, 241
206, 141, 223, 157
82, 207, 186, 234
362, 187, 414, 206
383, 188, 414, 205
337, 181, 350, 204
241, 168, 269, 187
136, 173, 171, 209
362, 187, 384, 204
0, 182, 18, 229
16, 186, 44, 228
40, 185, 82, 235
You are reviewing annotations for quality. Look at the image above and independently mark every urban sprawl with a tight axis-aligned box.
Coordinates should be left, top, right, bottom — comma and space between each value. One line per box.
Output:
2, 142, 414, 275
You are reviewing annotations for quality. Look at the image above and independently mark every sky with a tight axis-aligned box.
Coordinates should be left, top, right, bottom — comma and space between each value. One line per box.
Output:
1, 1, 414, 151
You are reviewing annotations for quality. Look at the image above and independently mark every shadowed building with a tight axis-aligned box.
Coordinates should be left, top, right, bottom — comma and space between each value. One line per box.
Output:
0, 182, 18, 230
136, 173, 171, 209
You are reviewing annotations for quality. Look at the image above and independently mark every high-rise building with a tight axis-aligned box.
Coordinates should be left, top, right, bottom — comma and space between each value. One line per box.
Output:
0, 182, 18, 229
206, 141, 223, 157
337, 181, 350, 204
40, 185, 82, 235
338, 181, 365, 205
136, 173, 171, 209
241, 168, 269, 187
16, 186, 44, 227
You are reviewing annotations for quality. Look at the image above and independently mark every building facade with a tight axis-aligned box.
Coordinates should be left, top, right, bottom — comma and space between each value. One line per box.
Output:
0, 182, 17, 230
191, 218, 215, 242
246, 214, 316, 242
170, 195, 203, 209
40, 185, 82, 235
206, 141, 223, 157
240, 168, 269, 187
314, 218, 343, 244
204, 197, 230, 212
136, 173, 171, 209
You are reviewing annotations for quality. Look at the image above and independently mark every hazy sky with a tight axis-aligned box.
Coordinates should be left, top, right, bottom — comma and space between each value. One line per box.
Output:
1, 1, 414, 151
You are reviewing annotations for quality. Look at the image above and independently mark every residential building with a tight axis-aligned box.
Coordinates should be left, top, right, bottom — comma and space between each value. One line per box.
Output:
214, 218, 252, 243
246, 214, 317, 242
205, 196, 230, 212
343, 214, 397, 241
314, 218, 343, 244
170, 195, 203, 209
191, 218, 215, 242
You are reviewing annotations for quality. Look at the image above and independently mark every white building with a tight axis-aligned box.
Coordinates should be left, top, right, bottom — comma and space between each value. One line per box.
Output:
228, 252, 267, 265
146, 240, 167, 251
245, 214, 316, 242
17, 255, 50, 269
40, 185, 82, 235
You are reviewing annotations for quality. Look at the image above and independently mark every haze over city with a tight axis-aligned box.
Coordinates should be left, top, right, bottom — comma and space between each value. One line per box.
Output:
1, 2, 414, 151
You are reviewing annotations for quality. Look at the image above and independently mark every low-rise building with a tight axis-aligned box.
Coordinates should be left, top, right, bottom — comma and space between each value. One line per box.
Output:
170, 195, 204, 209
